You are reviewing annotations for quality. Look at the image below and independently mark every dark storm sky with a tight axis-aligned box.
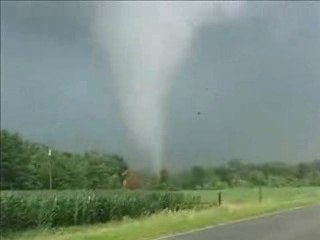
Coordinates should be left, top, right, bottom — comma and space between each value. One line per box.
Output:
1, 1, 319, 168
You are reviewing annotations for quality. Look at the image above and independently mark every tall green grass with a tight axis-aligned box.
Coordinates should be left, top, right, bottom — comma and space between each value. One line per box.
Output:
3, 187, 319, 240
0, 190, 200, 232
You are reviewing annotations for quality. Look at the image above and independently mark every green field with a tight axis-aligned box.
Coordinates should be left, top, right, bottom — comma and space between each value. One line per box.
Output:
2, 187, 320, 240
0, 190, 200, 232
184, 187, 320, 203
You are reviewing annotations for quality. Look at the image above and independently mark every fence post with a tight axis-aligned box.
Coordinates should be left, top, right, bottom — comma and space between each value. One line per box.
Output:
259, 186, 263, 203
218, 191, 222, 206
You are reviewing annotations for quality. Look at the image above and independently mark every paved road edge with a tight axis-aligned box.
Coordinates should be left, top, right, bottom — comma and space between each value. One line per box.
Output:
154, 203, 320, 240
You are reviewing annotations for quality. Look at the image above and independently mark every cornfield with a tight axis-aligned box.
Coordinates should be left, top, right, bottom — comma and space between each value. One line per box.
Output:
0, 190, 200, 232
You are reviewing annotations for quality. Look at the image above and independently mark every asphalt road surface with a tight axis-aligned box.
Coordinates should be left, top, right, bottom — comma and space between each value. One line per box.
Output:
162, 205, 320, 240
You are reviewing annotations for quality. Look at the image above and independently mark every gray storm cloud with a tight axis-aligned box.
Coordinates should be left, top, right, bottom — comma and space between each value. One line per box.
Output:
1, 2, 319, 167
91, 2, 243, 171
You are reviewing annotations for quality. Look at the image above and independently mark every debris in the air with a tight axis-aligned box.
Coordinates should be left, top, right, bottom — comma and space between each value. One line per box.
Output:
206, 88, 208, 90
197, 112, 201, 115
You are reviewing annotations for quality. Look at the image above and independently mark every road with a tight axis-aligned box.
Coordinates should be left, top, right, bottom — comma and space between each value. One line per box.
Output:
162, 205, 320, 240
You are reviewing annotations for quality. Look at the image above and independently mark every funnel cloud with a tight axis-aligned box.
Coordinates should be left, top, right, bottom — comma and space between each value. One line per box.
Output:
92, 2, 243, 170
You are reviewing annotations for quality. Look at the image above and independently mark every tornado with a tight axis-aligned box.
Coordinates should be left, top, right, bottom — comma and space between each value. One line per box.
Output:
92, 1, 243, 171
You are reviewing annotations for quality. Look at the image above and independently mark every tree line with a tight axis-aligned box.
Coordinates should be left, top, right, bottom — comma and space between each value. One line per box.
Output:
0, 129, 127, 190
162, 159, 320, 190
1, 129, 320, 190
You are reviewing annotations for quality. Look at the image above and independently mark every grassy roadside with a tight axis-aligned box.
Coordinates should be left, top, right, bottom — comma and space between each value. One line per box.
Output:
3, 187, 320, 240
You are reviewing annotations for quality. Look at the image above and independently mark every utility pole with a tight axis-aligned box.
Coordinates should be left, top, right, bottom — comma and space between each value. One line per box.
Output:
48, 148, 53, 190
